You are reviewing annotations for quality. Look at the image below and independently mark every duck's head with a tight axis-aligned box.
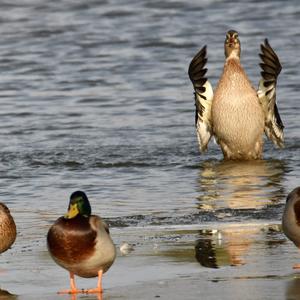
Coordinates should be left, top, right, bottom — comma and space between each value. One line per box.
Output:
65, 191, 92, 219
224, 30, 240, 59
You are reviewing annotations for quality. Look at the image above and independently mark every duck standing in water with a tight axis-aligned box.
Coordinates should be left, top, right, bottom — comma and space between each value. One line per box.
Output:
0, 203, 16, 254
188, 30, 284, 160
47, 191, 116, 294
282, 187, 300, 269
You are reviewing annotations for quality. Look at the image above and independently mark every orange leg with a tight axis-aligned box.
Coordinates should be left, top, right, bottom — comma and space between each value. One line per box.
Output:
293, 264, 300, 269
58, 272, 83, 294
85, 270, 103, 294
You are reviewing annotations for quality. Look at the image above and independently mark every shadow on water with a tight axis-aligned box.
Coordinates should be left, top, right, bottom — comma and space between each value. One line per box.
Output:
196, 159, 287, 211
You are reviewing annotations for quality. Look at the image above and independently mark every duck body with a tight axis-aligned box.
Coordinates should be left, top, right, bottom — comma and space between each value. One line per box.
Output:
47, 191, 116, 294
0, 203, 16, 253
282, 187, 300, 248
188, 30, 284, 160
47, 214, 116, 278
212, 57, 265, 159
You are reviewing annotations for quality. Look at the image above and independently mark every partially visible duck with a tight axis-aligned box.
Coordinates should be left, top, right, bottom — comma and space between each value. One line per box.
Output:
282, 187, 300, 268
47, 191, 116, 294
188, 30, 284, 160
0, 203, 16, 254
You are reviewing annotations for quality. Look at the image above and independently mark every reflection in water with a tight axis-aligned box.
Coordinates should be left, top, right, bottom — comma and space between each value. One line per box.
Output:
195, 238, 218, 268
285, 277, 300, 300
68, 293, 103, 300
197, 159, 286, 210
195, 226, 263, 268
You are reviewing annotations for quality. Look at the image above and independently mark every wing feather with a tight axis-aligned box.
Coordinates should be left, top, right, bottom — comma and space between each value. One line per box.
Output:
257, 39, 284, 148
188, 46, 213, 152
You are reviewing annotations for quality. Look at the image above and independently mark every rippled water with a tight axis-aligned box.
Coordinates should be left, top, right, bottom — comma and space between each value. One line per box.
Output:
0, 0, 299, 299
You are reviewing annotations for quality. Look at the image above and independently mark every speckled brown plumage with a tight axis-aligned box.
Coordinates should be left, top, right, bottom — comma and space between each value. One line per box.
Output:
188, 30, 284, 160
0, 203, 16, 253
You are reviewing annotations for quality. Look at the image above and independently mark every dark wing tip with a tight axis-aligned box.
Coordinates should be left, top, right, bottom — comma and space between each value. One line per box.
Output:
259, 39, 282, 81
188, 45, 207, 80
188, 45, 208, 93
274, 103, 284, 130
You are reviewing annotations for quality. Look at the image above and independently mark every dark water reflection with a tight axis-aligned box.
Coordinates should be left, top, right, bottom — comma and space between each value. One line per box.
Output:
195, 238, 218, 268
195, 225, 284, 269
197, 159, 287, 211
195, 228, 254, 268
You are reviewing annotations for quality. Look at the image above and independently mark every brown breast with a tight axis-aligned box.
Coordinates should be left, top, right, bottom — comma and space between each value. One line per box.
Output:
47, 215, 97, 264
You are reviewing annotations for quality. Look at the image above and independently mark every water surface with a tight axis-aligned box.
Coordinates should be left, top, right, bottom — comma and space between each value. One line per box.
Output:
0, 0, 299, 299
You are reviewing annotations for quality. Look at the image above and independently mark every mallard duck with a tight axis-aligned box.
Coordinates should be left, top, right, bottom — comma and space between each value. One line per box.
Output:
0, 203, 16, 254
47, 191, 116, 294
282, 187, 300, 268
188, 30, 284, 160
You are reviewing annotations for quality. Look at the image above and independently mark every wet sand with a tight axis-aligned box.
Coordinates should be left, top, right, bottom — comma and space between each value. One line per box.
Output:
107, 273, 299, 300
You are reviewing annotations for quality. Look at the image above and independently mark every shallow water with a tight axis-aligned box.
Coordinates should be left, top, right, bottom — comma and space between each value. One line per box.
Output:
0, 0, 299, 299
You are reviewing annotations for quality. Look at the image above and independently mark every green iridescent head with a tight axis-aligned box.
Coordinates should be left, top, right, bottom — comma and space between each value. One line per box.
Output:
64, 191, 92, 219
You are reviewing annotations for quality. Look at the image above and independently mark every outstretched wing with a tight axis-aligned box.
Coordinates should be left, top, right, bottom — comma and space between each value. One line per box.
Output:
188, 46, 213, 153
257, 39, 284, 148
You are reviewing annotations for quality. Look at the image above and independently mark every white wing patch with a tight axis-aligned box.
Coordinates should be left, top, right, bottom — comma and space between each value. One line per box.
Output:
257, 39, 284, 148
195, 81, 213, 152
188, 46, 214, 153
